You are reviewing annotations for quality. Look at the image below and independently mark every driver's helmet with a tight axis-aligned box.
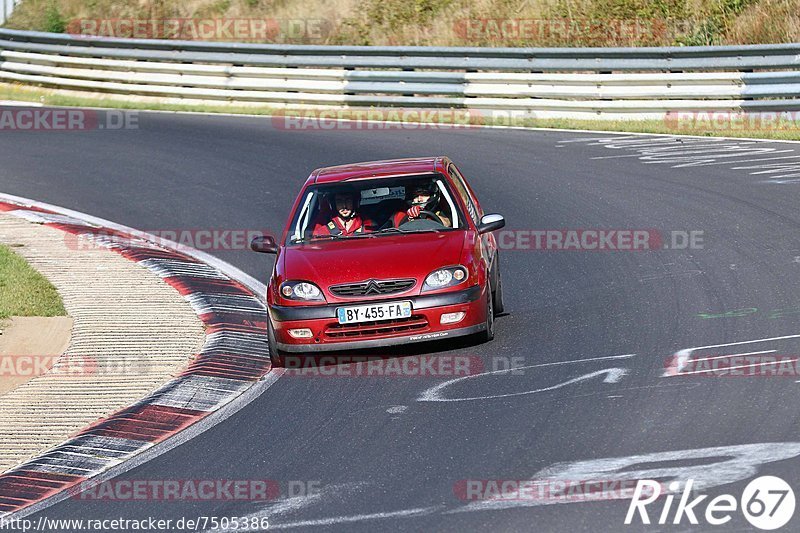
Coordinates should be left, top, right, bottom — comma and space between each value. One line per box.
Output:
405, 180, 440, 212
328, 190, 359, 220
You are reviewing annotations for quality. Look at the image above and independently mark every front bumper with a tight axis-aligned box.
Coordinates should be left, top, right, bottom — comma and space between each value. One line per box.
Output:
270, 285, 486, 353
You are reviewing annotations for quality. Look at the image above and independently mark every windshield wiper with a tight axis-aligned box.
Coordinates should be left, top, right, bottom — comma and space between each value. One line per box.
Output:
293, 228, 443, 244
297, 233, 375, 243
374, 227, 442, 235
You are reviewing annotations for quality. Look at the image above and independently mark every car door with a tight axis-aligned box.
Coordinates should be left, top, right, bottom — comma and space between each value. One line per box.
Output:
446, 162, 499, 284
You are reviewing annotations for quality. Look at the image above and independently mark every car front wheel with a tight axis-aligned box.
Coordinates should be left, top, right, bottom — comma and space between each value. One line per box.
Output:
267, 318, 286, 368
477, 285, 495, 343
492, 254, 504, 315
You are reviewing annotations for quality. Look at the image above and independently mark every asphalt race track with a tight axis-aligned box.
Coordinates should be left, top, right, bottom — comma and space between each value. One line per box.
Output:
3, 108, 800, 531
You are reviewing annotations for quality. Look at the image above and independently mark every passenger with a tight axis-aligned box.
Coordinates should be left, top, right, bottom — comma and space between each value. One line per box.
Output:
313, 192, 368, 237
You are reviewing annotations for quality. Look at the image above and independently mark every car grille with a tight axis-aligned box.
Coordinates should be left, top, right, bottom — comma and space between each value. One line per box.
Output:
329, 278, 416, 297
324, 315, 429, 339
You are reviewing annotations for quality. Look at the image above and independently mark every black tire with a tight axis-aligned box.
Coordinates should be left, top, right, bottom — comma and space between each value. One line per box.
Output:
492, 254, 505, 315
477, 285, 495, 343
267, 318, 286, 368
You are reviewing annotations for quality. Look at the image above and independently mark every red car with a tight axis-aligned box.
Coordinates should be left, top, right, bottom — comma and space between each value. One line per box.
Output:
251, 156, 505, 364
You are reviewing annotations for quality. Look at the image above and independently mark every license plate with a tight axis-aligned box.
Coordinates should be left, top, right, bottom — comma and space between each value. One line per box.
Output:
337, 301, 412, 324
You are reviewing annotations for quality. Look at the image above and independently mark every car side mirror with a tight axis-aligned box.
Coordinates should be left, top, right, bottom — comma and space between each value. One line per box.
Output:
478, 214, 505, 234
250, 235, 279, 254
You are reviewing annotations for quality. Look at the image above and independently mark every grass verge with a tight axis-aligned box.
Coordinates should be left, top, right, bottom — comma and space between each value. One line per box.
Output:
2, 82, 799, 141
5, 0, 799, 47
0, 243, 66, 320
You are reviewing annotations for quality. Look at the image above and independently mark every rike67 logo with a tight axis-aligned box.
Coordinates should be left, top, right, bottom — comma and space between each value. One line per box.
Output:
626, 476, 795, 530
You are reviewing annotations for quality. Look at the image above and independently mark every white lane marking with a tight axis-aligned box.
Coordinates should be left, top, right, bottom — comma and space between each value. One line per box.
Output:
452, 442, 800, 512
0, 100, 44, 107
663, 334, 800, 376
593, 139, 729, 150
676, 358, 798, 376
386, 405, 407, 414
736, 161, 800, 173
510, 129, 800, 145
688, 154, 800, 168
561, 136, 710, 146
198, 442, 800, 525
418, 354, 635, 402
254, 493, 327, 518
689, 349, 777, 363
655, 150, 796, 167
675, 155, 800, 170
637, 143, 774, 156
590, 141, 744, 159
198, 483, 438, 532
734, 161, 800, 176
268, 507, 443, 530
565, 135, 800, 181
627, 150, 784, 166
639, 148, 787, 165
763, 178, 800, 184
493, 352, 635, 371
198, 483, 367, 532
591, 153, 658, 160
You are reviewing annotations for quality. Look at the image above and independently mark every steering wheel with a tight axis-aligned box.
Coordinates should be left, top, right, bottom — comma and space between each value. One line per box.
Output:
397, 210, 444, 227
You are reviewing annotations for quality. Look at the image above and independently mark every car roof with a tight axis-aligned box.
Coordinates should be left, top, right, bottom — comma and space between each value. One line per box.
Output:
307, 157, 448, 186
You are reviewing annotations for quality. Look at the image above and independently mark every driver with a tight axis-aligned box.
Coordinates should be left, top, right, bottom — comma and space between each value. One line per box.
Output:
392, 180, 451, 228
313, 191, 368, 237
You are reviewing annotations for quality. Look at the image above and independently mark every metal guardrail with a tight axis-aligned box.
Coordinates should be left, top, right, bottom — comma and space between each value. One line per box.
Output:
1, 28, 799, 119
0, 0, 18, 26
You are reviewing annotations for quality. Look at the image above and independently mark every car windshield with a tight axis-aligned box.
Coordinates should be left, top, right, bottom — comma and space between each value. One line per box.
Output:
286, 174, 465, 245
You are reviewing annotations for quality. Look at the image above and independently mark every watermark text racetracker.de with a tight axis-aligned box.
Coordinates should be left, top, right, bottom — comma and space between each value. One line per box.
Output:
455, 478, 658, 503
665, 354, 800, 377
67, 17, 332, 42
0, 354, 149, 378
496, 229, 704, 251
453, 17, 702, 44
66, 228, 705, 252
271, 109, 483, 130
280, 354, 526, 377
0, 109, 138, 131
665, 111, 800, 132
0, 515, 270, 532
64, 229, 272, 252
67, 479, 301, 501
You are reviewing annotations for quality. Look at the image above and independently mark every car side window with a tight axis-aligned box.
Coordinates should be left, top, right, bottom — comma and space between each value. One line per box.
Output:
448, 164, 480, 226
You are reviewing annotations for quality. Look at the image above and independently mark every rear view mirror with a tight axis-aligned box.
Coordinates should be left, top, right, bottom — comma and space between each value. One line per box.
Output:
250, 235, 279, 254
478, 214, 505, 234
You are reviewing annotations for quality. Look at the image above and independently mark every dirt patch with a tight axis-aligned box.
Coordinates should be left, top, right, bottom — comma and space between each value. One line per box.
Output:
0, 316, 73, 395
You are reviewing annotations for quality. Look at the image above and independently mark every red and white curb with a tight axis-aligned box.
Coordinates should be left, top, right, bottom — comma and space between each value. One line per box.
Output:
0, 193, 275, 517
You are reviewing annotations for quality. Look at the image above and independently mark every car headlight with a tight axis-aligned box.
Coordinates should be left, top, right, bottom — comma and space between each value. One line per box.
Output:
280, 281, 325, 301
422, 266, 468, 292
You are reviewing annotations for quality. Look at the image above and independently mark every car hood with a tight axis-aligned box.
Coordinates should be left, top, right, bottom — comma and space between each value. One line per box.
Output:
282, 231, 466, 293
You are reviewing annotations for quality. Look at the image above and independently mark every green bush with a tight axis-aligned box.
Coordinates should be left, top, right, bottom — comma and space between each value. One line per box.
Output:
42, 2, 66, 33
